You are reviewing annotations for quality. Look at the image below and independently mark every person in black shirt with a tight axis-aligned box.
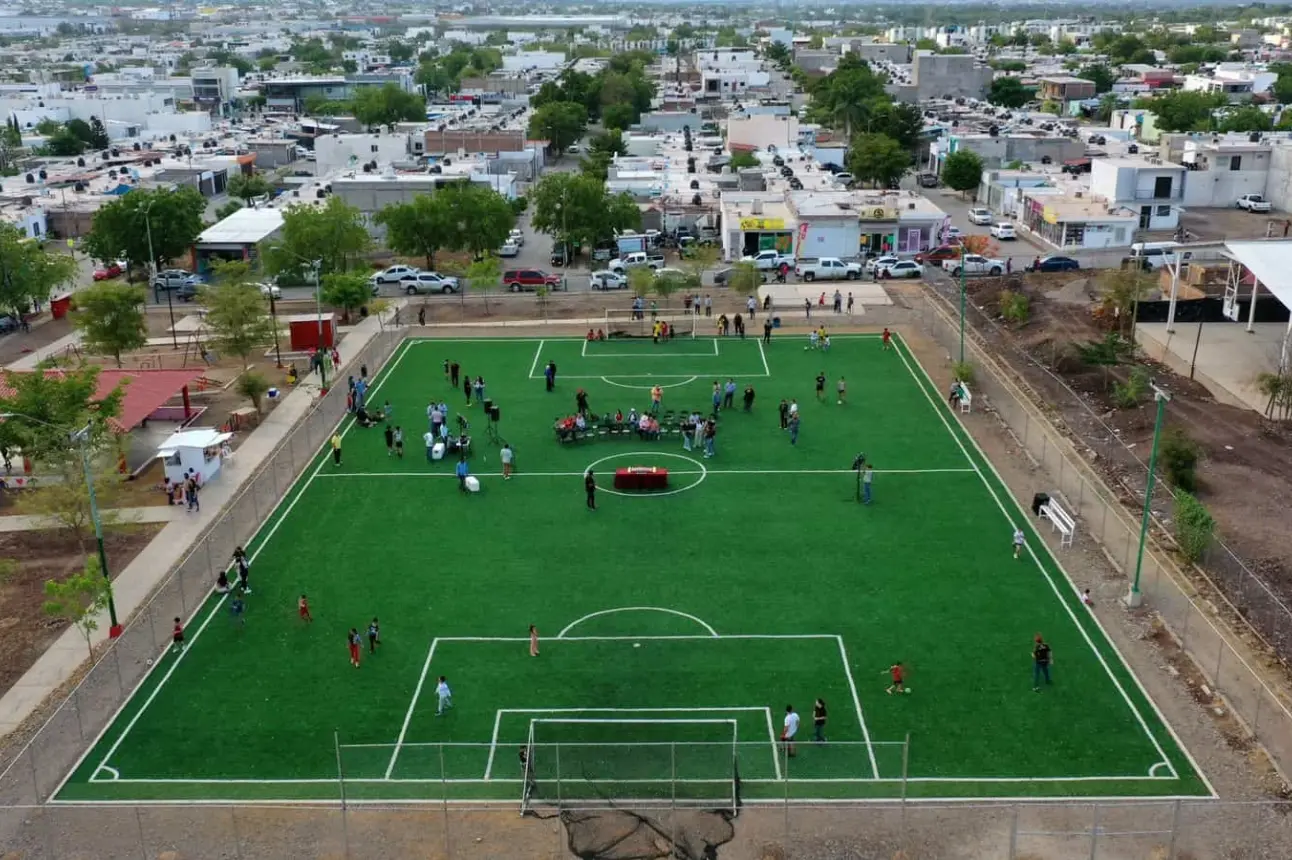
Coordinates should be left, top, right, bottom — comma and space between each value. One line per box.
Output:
812, 698, 828, 743
763, 319, 773, 344
815, 372, 827, 401
384, 424, 395, 456
778, 398, 790, 430
1032, 634, 1053, 691
743, 385, 755, 412
584, 470, 597, 510
450, 361, 460, 387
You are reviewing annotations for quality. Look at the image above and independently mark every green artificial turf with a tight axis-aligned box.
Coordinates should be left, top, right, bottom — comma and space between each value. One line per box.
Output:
56, 332, 1211, 803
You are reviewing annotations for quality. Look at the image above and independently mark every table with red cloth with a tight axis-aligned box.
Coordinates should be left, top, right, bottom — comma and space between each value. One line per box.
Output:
613, 466, 669, 490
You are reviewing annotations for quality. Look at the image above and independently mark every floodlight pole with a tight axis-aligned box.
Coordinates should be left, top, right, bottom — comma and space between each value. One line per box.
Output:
958, 244, 967, 365
1125, 384, 1170, 609
144, 200, 178, 350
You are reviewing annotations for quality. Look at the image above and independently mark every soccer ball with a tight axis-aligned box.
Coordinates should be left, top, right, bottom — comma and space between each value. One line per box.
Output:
904, 688, 912, 694
146, 658, 154, 666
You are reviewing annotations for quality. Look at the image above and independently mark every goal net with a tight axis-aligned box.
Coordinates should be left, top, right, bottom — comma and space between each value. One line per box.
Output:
603, 307, 700, 338
521, 718, 739, 813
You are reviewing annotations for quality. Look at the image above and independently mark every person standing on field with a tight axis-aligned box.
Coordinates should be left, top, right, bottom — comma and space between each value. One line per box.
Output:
862, 464, 874, 505
500, 442, 515, 480
781, 705, 800, 758
330, 432, 342, 465
585, 470, 597, 510
812, 698, 827, 742
529, 624, 540, 657
1032, 635, 1053, 691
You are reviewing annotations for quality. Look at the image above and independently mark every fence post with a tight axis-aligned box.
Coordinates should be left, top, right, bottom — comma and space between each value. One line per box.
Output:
1089, 802, 1099, 860
555, 742, 562, 809
441, 743, 450, 860
1167, 798, 1181, 860
1007, 803, 1019, 860
670, 741, 676, 810
900, 733, 911, 859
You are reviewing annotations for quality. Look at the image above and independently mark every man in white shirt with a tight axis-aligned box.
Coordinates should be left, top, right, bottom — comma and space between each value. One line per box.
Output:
500, 443, 514, 480
781, 704, 800, 758
423, 430, 435, 462
788, 399, 799, 418
435, 675, 453, 715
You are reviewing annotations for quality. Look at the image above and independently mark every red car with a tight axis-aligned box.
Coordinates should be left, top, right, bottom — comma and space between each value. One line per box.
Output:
915, 246, 963, 265
93, 262, 125, 281
502, 268, 567, 292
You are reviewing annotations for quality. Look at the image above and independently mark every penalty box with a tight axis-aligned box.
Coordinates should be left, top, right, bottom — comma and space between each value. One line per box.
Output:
527, 338, 771, 383
361, 634, 891, 783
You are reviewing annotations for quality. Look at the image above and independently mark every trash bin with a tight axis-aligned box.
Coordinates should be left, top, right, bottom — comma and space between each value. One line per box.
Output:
772, 316, 781, 328
1031, 492, 1050, 516
50, 294, 72, 320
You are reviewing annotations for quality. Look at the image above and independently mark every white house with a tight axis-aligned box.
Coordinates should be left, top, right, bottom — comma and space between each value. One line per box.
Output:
157, 428, 232, 488
1090, 157, 1186, 232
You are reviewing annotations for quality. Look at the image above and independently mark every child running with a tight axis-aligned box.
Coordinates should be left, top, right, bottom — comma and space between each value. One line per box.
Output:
348, 628, 362, 667
367, 617, 381, 653
885, 662, 910, 694
1013, 527, 1026, 559
172, 617, 184, 653
299, 594, 313, 623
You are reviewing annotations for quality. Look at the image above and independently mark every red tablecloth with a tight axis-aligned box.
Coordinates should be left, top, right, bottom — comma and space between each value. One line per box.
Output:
614, 467, 669, 490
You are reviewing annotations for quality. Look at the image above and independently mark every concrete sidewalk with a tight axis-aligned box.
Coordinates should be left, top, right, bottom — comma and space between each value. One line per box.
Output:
0, 307, 394, 738
0, 505, 181, 533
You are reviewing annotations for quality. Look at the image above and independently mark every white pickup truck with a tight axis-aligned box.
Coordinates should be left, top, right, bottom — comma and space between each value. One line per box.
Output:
1237, 193, 1273, 213
608, 252, 666, 273
794, 257, 863, 281
741, 250, 796, 272
942, 254, 1006, 277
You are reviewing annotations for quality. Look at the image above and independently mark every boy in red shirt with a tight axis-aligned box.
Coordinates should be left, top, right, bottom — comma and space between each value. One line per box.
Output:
299, 594, 313, 623
885, 662, 910, 695
881, 328, 892, 351
348, 628, 361, 667
172, 617, 184, 653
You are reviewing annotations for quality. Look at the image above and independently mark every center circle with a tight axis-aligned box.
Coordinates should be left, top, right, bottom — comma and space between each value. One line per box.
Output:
583, 451, 708, 498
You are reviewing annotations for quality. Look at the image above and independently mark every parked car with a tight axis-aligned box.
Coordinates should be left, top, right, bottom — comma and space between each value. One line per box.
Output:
968, 208, 993, 226
740, 250, 795, 271
256, 282, 282, 300
153, 268, 198, 291
943, 254, 1005, 277
498, 241, 520, 257
0, 315, 18, 333
915, 246, 963, 265
503, 268, 567, 292
1027, 255, 1080, 272
917, 173, 939, 188
945, 226, 963, 242
989, 222, 1017, 240
713, 266, 767, 286
93, 261, 125, 281
608, 252, 666, 273
370, 264, 420, 285
507, 228, 525, 247
864, 255, 899, 276
1237, 193, 1273, 213
795, 257, 863, 281
550, 245, 570, 266
590, 270, 628, 290
877, 260, 924, 279
399, 272, 460, 295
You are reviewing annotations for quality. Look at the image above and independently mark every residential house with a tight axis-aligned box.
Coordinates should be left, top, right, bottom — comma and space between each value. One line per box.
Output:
1090, 157, 1186, 230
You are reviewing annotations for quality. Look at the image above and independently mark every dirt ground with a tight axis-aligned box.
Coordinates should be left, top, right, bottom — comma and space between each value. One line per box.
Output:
0, 525, 162, 699
1180, 207, 1292, 243
952, 269, 1292, 664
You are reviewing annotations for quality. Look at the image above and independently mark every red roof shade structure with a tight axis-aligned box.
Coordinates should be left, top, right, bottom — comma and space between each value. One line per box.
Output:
0, 369, 206, 432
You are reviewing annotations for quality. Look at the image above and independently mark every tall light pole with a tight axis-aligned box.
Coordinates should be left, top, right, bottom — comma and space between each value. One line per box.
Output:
1, 413, 121, 636
958, 243, 967, 365
1125, 383, 1171, 609
312, 259, 328, 390
143, 199, 179, 349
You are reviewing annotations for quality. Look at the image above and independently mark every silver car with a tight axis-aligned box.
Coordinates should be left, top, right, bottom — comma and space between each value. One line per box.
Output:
398, 272, 460, 295
590, 270, 627, 290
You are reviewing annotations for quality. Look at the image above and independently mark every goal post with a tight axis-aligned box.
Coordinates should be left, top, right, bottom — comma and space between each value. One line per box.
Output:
520, 718, 739, 813
603, 307, 700, 338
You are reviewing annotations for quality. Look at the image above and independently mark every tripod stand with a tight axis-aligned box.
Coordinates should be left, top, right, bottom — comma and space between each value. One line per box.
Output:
485, 407, 502, 444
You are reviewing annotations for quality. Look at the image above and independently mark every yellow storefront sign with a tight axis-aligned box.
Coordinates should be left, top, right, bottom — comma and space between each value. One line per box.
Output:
857, 206, 897, 222
1043, 206, 1058, 225
739, 217, 786, 231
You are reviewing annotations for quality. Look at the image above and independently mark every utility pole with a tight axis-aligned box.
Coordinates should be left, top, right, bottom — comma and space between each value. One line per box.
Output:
144, 199, 178, 349
1125, 383, 1171, 609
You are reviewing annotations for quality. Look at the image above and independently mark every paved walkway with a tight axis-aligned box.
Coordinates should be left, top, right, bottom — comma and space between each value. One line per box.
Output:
0, 307, 395, 738
0, 506, 180, 533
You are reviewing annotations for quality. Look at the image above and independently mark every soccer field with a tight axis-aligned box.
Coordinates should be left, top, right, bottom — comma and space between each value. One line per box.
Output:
54, 330, 1213, 805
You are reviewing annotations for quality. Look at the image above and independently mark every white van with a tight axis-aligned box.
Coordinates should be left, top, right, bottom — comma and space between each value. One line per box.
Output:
1129, 241, 1191, 270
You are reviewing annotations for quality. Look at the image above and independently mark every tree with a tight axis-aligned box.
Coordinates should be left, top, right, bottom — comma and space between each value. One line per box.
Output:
72, 281, 148, 367
680, 245, 719, 293
215, 199, 243, 221
1272, 70, 1292, 107
0, 364, 123, 466
729, 150, 760, 170
374, 192, 453, 269
350, 83, 427, 127
530, 172, 640, 252
587, 129, 628, 160
87, 116, 109, 150
442, 183, 516, 260
1097, 268, 1153, 339
415, 61, 454, 96
601, 103, 637, 132
807, 58, 887, 140
653, 270, 684, 308
201, 261, 281, 367
988, 76, 1030, 109
627, 266, 655, 301
46, 127, 86, 157
43, 556, 112, 659
728, 261, 763, 295
1218, 105, 1273, 133
941, 150, 985, 196
236, 370, 271, 413
462, 257, 500, 315
765, 41, 792, 67
868, 102, 925, 151
1135, 90, 1228, 132
846, 133, 910, 188
226, 171, 274, 204
82, 187, 206, 274
0, 223, 76, 321
262, 196, 371, 279
528, 101, 588, 153
320, 271, 373, 323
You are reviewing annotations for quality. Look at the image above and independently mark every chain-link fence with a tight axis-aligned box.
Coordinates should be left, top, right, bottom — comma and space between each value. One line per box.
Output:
0, 797, 1289, 858
0, 327, 404, 814
912, 284, 1292, 777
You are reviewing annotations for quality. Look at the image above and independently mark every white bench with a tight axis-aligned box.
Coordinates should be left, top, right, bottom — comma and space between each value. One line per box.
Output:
1040, 497, 1076, 548
957, 383, 973, 413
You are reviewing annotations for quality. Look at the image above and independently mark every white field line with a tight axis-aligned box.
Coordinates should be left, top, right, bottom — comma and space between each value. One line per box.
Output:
384, 637, 440, 780
526, 339, 546, 379
313, 468, 976, 479
82, 773, 1180, 786
557, 606, 719, 638
836, 636, 879, 780
527, 718, 737, 725
483, 710, 504, 780
891, 335, 1196, 789
76, 339, 418, 790
757, 337, 770, 376
763, 707, 782, 780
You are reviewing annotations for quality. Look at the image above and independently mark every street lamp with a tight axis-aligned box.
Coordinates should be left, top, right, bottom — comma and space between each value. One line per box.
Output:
143, 199, 179, 350
0, 413, 121, 637
266, 288, 283, 368
958, 243, 967, 365
1125, 383, 1171, 609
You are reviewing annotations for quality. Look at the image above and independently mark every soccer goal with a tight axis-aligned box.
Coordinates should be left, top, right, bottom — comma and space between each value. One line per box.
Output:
521, 718, 739, 813
603, 308, 700, 338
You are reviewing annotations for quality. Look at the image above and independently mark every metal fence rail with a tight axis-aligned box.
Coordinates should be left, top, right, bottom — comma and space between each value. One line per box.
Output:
913, 286, 1292, 779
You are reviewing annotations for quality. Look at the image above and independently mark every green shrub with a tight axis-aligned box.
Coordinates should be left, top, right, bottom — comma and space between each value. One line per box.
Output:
1113, 365, 1149, 409
952, 361, 975, 383
999, 289, 1030, 324
1173, 492, 1214, 563
1159, 427, 1200, 493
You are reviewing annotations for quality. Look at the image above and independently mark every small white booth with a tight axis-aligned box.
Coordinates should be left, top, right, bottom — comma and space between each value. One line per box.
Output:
157, 428, 233, 487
